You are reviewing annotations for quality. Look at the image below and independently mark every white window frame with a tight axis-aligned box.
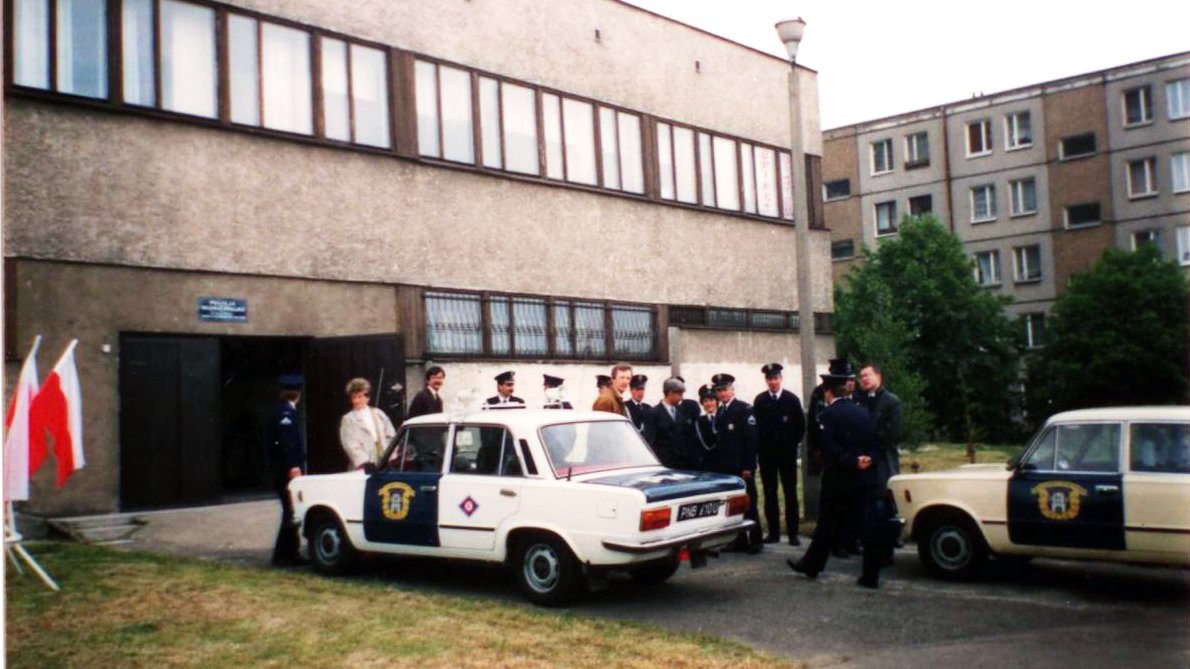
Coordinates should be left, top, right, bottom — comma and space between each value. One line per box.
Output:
1126, 157, 1158, 199
904, 131, 929, 166
870, 138, 893, 175
974, 250, 1001, 287
966, 119, 992, 157
1013, 245, 1042, 283
1023, 313, 1045, 349
1063, 202, 1102, 229
1166, 78, 1190, 120
1058, 133, 1096, 161
823, 178, 851, 202
1132, 229, 1159, 251
970, 183, 997, 223
1172, 151, 1190, 194
1005, 111, 1033, 151
1009, 177, 1038, 217
1177, 226, 1190, 266
874, 200, 898, 236
1123, 86, 1153, 127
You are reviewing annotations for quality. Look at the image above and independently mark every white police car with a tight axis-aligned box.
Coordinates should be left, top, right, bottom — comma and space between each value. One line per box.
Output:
889, 406, 1190, 580
289, 408, 754, 605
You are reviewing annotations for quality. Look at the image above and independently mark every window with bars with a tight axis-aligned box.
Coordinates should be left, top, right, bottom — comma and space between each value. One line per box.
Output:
668, 306, 800, 331
425, 291, 655, 360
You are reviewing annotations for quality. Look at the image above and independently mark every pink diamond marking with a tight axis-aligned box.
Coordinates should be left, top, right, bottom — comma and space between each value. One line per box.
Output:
459, 496, 479, 517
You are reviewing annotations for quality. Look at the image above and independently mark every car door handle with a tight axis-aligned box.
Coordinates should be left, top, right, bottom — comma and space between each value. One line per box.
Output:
1094, 484, 1119, 495
420, 485, 438, 493
500, 488, 517, 497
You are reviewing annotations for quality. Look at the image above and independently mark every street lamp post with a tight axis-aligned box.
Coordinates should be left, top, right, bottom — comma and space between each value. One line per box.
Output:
775, 17, 819, 518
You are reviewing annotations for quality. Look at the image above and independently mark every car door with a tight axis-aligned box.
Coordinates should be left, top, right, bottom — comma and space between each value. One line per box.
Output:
1124, 421, 1190, 559
438, 424, 524, 551
363, 424, 448, 547
1008, 421, 1125, 551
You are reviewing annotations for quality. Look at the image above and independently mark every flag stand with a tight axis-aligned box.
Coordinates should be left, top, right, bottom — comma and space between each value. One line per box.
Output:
5, 502, 60, 591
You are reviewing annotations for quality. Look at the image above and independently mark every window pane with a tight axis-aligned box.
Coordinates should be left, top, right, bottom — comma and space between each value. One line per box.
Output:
563, 98, 597, 185
755, 147, 779, 217
575, 303, 606, 357
599, 107, 620, 190
618, 112, 644, 194
426, 292, 482, 354
1056, 423, 1120, 472
740, 143, 757, 213
261, 23, 312, 134
450, 426, 508, 475
656, 123, 674, 199
414, 60, 439, 157
501, 82, 538, 175
1168, 79, 1190, 119
160, 0, 216, 118
512, 298, 548, 356
1131, 423, 1190, 473
553, 303, 573, 356
1172, 152, 1190, 192
479, 77, 501, 169
14, 0, 50, 89
612, 307, 653, 357
673, 126, 698, 204
712, 136, 739, 210
489, 297, 510, 355
439, 65, 473, 162
698, 132, 715, 206
542, 93, 563, 179
779, 151, 794, 220
320, 38, 349, 140
228, 15, 259, 125
121, 0, 154, 105
54, 0, 106, 98
351, 45, 390, 148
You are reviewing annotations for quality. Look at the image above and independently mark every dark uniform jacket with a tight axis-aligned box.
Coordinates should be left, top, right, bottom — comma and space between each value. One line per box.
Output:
408, 388, 443, 419
647, 401, 695, 469
805, 384, 828, 473
857, 387, 903, 484
819, 397, 877, 484
266, 401, 305, 474
752, 388, 806, 460
625, 399, 650, 434
692, 413, 718, 470
485, 395, 525, 407
706, 398, 758, 474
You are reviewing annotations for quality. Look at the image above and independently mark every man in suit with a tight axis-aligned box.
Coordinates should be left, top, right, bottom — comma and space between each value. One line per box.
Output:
543, 374, 573, 409
710, 373, 763, 552
626, 374, 652, 440
265, 374, 306, 567
485, 371, 525, 407
647, 377, 694, 468
753, 363, 806, 546
788, 371, 885, 588
592, 364, 632, 417
857, 362, 904, 566
407, 366, 446, 418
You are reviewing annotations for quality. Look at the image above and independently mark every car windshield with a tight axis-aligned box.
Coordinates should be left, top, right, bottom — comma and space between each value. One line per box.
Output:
539, 420, 659, 477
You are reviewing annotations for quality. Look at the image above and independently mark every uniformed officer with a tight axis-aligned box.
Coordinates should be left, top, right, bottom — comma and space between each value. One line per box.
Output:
625, 374, 651, 439
753, 363, 807, 546
647, 377, 695, 468
266, 373, 306, 567
595, 374, 612, 392
543, 374, 573, 409
691, 384, 719, 471
485, 371, 525, 407
710, 373, 763, 552
807, 358, 858, 557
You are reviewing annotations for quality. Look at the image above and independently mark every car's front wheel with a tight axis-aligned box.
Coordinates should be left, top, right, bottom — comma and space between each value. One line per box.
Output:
513, 533, 585, 606
917, 511, 988, 580
308, 513, 358, 575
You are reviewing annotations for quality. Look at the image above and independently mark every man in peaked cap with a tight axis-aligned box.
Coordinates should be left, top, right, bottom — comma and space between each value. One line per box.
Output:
754, 363, 807, 545
266, 373, 306, 566
543, 374, 573, 410
485, 370, 525, 407
625, 374, 651, 438
807, 358, 860, 557
595, 374, 612, 391
709, 372, 764, 553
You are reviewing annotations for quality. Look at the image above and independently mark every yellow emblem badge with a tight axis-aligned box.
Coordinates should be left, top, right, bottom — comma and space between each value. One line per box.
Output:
1030, 481, 1087, 521
378, 481, 416, 520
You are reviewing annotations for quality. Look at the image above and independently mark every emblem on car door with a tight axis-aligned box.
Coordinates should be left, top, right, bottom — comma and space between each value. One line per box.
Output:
1030, 481, 1087, 521
378, 481, 416, 520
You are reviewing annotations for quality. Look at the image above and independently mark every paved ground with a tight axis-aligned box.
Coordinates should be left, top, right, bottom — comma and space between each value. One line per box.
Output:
120, 499, 1189, 668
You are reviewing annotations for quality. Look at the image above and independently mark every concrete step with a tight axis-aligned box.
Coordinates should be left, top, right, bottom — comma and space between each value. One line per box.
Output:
47, 514, 146, 545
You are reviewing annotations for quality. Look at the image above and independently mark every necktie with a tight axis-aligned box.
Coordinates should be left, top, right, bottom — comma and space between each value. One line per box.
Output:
668, 404, 676, 420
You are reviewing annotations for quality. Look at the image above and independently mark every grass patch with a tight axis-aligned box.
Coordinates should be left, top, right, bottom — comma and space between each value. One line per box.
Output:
6, 543, 796, 669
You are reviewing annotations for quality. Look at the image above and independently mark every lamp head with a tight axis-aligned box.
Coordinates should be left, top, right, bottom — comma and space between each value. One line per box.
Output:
775, 18, 806, 62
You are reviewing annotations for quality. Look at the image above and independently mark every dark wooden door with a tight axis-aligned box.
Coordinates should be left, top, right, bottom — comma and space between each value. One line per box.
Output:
305, 335, 405, 474
119, 335, 221, 509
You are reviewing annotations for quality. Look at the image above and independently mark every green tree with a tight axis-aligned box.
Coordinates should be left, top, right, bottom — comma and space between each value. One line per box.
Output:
835, 215, 1022, 443
1025, 245, 1189, 423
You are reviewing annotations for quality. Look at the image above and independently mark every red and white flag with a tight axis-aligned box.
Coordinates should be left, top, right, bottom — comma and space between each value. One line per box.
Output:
29, 340, 85, 488
3, 336, 41, 501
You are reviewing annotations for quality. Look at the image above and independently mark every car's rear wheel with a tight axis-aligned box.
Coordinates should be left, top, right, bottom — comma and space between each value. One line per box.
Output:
629, 555, 681, 585
308, 513, 358, 575
514, 533, 585, 606
917, 511, 988, 580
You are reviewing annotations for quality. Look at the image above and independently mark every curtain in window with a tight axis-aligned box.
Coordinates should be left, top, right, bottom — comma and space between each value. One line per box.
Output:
261, 23, 312, 135
14, 0, 50, 89
122, 0, 154, 105
55, 0, 107, 98
426, 293, 482, 354
160, 0, 216, 118
227, 15, 259, 125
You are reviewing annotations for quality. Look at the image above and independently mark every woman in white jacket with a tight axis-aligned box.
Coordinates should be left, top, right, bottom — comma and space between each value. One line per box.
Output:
339, 377, 397, 471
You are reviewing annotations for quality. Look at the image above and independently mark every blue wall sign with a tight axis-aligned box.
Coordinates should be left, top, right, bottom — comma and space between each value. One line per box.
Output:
198, 297, 248, 323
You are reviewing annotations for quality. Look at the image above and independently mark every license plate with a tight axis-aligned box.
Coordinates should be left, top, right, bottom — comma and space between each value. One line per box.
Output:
677, 500, 721, 521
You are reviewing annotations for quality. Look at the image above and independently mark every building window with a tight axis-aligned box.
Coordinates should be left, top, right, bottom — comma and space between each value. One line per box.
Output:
1127, 157, 1158, 199
970, 184, 997, 222
1132, 229, 1159, 251
1005, 111, 1033, 150
974, 250, 1001, 286
1009, 177, 1038, 216
669, 306, 801, 332
1169, 78, 1190, 120
599, 108, 645, 194
1177, 226, 1190, 266
416, 60, 472, 161
1013, 245, 1042, 283
1172, 151, 1190, 194
904, 131, 929, 168
1058, 133, 1096, 160
1022, 313, 1046, 349
159, 0, 218, 118
870, 138, 893, 175
1064, 202, 1101, 228
1123, 86, 1153, 126
831, 239, 856, 260
13, 0, 109, 98
738, 142, 781, 216
966, 119, 992, 157
425, 291, 655, 360
823, 178, 851, 201
655, 123, 698, 204
908, 194, 933, 217
501, 82, 539, 176
875, 201, 898, 235
656, 124, 787, 218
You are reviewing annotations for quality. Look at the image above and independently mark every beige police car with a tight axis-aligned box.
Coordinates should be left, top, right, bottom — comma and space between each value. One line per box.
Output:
889, 406, 1190, 579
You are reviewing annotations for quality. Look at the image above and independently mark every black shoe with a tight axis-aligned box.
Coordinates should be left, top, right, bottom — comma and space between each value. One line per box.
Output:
764, 534, 781, 544
831, 547, 850, 559
788, 535, 801, 547
786, 558, 818, 580
856, 576, 879, 589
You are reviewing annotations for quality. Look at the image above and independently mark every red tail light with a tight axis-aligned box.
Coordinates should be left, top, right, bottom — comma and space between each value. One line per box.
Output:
640, 507, 672, 531
726, 494, 750, 517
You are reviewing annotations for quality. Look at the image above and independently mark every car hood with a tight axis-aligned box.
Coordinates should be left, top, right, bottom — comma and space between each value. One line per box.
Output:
890, 463, 1010, 484
584, 469, 745, 502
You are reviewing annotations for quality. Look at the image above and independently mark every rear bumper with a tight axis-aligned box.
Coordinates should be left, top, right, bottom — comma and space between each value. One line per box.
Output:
601, 520, 756, 554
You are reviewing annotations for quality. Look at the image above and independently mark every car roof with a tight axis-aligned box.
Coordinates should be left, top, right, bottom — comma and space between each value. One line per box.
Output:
1046, 406, 1190, 424
400, 408, 632, 430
